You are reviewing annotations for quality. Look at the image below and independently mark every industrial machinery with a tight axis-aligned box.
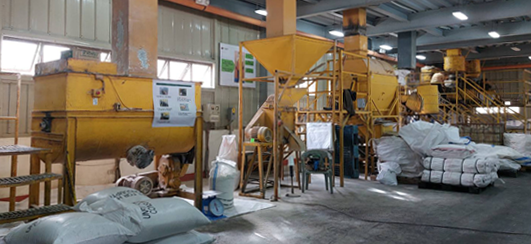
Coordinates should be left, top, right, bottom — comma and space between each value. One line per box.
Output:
29, 58, 203, 207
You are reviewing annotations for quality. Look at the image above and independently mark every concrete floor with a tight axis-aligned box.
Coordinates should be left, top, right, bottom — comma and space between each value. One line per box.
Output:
198, 173, 531, 244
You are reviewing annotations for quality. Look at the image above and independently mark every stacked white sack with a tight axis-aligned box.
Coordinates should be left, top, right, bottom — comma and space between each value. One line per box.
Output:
422, 157, 499, 174
374, 136, 423, 178
421, 170, 497, 188
430, 144, 476, 159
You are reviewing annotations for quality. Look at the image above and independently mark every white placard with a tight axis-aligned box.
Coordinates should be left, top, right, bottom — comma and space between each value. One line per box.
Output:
306, 122, 333, 150
152, 80, 197, 127
219, 43, 256, 88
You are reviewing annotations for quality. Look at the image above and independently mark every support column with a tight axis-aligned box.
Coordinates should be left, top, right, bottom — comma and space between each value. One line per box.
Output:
0, 0, 4, 71
112, 0, 158, 78
266, 0, 296, 37
397, 31, 417, 70
343, 8, 368, 75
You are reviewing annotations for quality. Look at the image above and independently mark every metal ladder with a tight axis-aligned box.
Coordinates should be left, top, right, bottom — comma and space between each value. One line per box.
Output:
0, 72, 70, 223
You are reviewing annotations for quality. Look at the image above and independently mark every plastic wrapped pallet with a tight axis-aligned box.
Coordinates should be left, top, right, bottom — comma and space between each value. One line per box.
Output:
5, 212, 134, 244
374, 136, 423, 177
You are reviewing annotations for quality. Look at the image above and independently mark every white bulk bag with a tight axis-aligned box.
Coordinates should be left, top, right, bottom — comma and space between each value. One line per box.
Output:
504, 133, 531, 156
127, 198, 210, 243
218, 135, 239, 163
5, 212, 134, 244
132, 231, 214, 244
399, 121, 451, 156
374, 136, 423, 177
421, 170, 443, 184
209, 159, 239, 208
75, 187, 149, 210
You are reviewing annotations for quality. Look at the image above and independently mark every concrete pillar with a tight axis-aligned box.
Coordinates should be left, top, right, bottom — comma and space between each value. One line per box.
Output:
397, 31, 417, 70
0, 0, 4, 71
112, 0, 158, 78
266, 0, 296, 38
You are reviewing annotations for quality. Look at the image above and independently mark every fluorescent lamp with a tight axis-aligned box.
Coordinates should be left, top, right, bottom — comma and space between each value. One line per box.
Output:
255, 9, 267, 16
452, 11, 468, 21
505, 101, 511, 106
529, 56, 531, 60
511, 47, 521, 52
379, 45, 393, 51
329, 30, 344, 37
416, 55, 426, 60
488, 31, 500, 38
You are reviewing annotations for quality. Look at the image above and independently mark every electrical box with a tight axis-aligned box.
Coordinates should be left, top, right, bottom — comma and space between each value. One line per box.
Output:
203, 104, 220, 123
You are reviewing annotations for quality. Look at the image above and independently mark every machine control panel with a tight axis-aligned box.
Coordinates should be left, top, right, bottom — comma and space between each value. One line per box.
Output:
203, 104, 220, 123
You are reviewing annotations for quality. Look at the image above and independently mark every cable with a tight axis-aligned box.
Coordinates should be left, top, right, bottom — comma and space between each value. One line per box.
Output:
282, 201, 531, 237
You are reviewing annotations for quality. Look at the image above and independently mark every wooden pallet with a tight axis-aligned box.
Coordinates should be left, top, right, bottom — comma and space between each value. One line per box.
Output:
418, 181, 493, 194
497, 170, 518, 178
519, 166, 531, 172
397, 176, 421, 185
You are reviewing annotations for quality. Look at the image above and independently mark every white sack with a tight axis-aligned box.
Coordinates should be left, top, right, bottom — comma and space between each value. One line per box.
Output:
133, 231, 214, 244
374, 136, 423, 177
77, 198, 143, 235
423, 157, 498, 174
399, 121, 461, 156
376, 162, 402, 186
430, 144, 475, 159
5, 212, 134, 244
209, 159, 239, 208
422, 170, 496, 187
423, 157, 444, 171
127, 198, 211, 243
504, 133, 531, 157
421, 170, 443, 184
75, 187, 149, 210
218, 135, 239, 163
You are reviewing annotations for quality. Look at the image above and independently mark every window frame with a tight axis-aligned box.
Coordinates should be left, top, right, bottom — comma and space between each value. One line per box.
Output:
157, 57, 215, 89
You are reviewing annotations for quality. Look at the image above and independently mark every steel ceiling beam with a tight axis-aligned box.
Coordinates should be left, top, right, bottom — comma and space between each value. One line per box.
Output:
423, 43, 531, 64
297, 0, 394, 19
367, 0, 531, 36
369, 4, 409, 22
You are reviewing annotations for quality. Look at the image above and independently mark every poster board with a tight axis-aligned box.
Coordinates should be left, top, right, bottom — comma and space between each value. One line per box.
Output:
152, 80, 197, 127
219, 43, 257, 88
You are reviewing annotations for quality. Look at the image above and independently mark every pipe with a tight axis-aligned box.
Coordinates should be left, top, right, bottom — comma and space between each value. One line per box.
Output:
483, 64, 531, 71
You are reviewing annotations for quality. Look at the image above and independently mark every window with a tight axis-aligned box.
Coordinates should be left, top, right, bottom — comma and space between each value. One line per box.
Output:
157, 58, 214, 88
1, 40, 39, 75
42, 44, 70, 63
476, 107, 520, 114
100, 52, 111, 62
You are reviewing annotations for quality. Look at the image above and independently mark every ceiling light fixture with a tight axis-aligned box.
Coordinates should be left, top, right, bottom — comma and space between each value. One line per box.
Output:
452, 11, 468, 21
416, 55, 427, 60
255, 9, 267, 16
379, 45, 393, 51
511, 47, 521, 52
488, 31, 500, 38
329, 30, 344, 37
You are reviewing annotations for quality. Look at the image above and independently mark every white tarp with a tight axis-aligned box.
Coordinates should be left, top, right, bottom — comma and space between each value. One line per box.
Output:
306, 123, 333, 150
504, 133, 531, 157
152, 80, 197, 127
374, 136, 423, 177
399, 121, 463, 157
473, 144, 531, 166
